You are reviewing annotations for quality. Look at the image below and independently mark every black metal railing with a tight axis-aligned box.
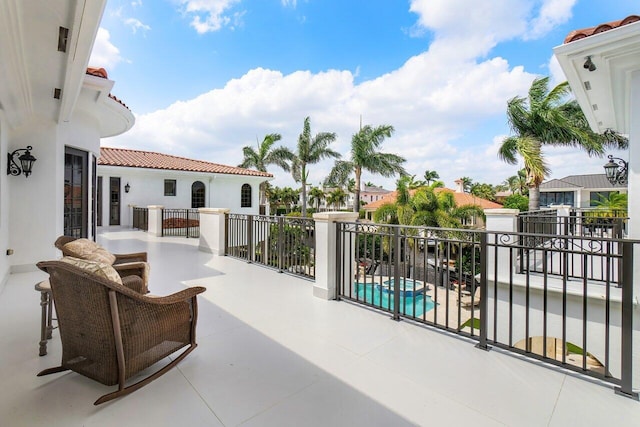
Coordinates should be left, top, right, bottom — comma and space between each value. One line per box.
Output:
132, 207, 148, 231
226, 214, 315, 280
335, 221, 638, 399
517, 209, 628, 284
161, 209, 200, 238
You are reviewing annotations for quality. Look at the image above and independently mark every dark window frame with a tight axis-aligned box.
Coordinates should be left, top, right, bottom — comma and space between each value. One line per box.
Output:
241, 183, 252, 208
164, 179, 177, 196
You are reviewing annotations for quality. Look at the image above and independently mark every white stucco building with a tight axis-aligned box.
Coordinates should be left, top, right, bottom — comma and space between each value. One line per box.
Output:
97, 147, 272, 227
0, 2, 134, 284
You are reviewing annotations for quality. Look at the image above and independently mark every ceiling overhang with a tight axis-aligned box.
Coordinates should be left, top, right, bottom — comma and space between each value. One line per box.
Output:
553, 20, 640, 135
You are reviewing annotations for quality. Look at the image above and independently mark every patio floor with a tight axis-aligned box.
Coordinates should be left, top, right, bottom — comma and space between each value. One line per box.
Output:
1, 229, 639, 426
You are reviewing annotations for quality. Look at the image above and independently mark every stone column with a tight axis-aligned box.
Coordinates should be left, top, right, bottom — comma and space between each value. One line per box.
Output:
198, 208, 230, 255
147, 206, 164, 237
312, 211, 359, 300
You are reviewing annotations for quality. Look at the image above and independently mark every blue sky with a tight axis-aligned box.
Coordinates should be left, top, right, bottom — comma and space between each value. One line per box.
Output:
92, 0, 638, 190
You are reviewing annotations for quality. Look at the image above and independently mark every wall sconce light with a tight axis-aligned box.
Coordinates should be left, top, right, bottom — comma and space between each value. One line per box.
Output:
124, 182, 131, 193
7, 146, 37, 178
603, 155, 628, 185
583, 56, 596, 72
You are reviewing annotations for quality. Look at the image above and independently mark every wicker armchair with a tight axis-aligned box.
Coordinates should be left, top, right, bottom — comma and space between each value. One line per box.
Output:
54, 236, 149, 293
36, 260, 206, 405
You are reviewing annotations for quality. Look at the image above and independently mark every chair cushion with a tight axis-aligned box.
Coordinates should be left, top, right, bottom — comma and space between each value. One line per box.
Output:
63, 239, 116, 265
60, 256, 123, 285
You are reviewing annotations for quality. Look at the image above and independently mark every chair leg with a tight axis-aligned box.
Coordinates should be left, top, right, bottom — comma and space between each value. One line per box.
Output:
37, 366, 70, 376
94, 344, 198, 405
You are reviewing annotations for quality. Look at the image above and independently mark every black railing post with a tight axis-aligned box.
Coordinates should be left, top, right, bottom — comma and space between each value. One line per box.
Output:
392, 226, 401, 321
161, 209, 165, 237
186, 209, 191, 238
224, 214, 229, 256
615, 241, 639, 400
476, 232, 489, 350
277, 217, 284, 272
246, 215, 254, 263
335, 221, 342, 301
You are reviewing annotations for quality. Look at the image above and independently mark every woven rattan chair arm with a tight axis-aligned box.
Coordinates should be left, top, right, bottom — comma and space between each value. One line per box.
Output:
140, 287, 206, 305
113, 261, 146, 273
113, 252, 148, 263
121, 275, 146, 294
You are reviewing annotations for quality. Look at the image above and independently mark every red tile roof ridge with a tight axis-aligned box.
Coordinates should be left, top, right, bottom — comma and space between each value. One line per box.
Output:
86, 67, 130, 111
98, 146, 273, 178
363, 187, 502, 210
564, 15, 640, 43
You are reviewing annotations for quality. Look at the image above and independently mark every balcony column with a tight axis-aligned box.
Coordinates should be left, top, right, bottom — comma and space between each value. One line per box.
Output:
484, 209, 519, 280
198, 208, 230, 255
312, 212, 359, 300
147, 206, 164, 237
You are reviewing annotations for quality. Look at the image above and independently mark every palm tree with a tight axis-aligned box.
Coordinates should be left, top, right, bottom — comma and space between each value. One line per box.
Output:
326, 188, 347, 210
327, 123, 406, 214
423, 170, 440, 186
291, 117, 340, 217
308, 186, 325, 211
239, 133, 294, 206
407, 174, 427, 189
460, 177, 473, 193
498, 76, 627, 211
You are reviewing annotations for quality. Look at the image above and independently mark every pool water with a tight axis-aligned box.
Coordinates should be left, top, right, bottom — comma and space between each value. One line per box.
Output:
380, 278, 425, 297
356, 282, 436, 317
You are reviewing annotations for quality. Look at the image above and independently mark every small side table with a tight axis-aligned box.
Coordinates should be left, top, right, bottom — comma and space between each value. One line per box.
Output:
35, 280, 54, 356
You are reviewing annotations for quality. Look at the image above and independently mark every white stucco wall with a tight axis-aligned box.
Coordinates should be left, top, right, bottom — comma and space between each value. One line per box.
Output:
0, 114, 9, 290
97, 165, 267, 227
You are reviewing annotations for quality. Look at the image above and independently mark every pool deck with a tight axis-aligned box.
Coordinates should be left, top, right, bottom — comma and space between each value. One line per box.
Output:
1, 229, 639, 426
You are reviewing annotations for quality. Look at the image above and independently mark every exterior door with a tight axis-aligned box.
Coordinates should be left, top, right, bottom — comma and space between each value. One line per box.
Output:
192, 181, 205, 208
110, 177, 120, 225
64, 147, 88, 237
96, 176, 103, 227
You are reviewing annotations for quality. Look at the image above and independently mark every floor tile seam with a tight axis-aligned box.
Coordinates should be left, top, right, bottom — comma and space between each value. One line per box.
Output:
175, 363, 227, 426
234, 375, 324, 426
546, 374, 566, 427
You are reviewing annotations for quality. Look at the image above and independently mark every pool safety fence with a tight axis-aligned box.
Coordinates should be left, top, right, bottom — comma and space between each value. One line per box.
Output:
336, 221, 638, 400
225, 213, 316, 280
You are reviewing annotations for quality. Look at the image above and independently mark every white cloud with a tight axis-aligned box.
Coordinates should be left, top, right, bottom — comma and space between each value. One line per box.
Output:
107, 1, 588, 190
281, 0, 297, 7
177, 0, 241, 33
124, 18, 151, 35
526, 0, 576, 40
89, 28, 124, 70
131, 0, 143, 7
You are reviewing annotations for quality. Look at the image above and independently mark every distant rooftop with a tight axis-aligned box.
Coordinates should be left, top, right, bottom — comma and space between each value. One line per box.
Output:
99, 147, 273, 178
540, 174, 624, 190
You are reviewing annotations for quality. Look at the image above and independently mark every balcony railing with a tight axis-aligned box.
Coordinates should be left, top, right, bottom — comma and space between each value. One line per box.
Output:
335, 221, 637, 399
161, 209, 200, 238
225, 214, 315, 280
517, 209, 628, 284
132, 207, 148, 231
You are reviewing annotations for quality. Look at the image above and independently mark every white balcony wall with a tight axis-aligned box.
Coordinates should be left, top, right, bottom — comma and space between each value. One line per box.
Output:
97, 165, 266, 227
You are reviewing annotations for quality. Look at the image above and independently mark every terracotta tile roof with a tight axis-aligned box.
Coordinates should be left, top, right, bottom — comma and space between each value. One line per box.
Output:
86, 67, 130, 110
98, 147, 273, 178
564, 15, 640, 43
363, 188, 502, 211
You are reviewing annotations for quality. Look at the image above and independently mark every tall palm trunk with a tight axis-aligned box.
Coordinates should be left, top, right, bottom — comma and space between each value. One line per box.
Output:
528, 185, 540, 211
301, 166, 308, 217
354, 167, 362, 213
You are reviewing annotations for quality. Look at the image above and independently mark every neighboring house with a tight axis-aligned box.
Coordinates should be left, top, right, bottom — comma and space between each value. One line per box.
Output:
97, 147, 273, 227
360, 185, 392, 206
539, 174, 627, 208
362, 180, 502, 227
0, 1, 134, 284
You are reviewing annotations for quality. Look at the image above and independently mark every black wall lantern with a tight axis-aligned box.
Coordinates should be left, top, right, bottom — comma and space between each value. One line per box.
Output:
603, 155, 628, 185
7, 146, 37, 177
124, 182, 131, 193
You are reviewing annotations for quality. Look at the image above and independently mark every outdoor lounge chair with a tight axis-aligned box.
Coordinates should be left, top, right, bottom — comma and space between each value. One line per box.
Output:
54, 236, 149, 293
459, 286, 481, 308
36, 258, 206, 405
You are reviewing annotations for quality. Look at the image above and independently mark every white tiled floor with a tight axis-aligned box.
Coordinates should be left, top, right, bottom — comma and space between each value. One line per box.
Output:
1, 229, 639, 426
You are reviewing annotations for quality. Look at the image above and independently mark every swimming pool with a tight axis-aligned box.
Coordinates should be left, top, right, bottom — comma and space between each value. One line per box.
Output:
356, 282, 436, 317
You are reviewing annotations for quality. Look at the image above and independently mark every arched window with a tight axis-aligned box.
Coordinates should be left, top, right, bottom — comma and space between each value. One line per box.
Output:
241, 184, 252, 208
191, 181, 205, 208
